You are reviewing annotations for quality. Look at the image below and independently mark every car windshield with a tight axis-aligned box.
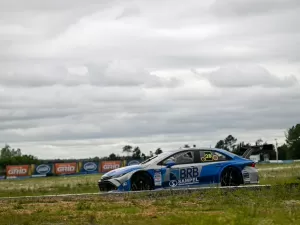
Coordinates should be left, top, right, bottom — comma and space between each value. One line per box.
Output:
140, 155, 158, 165
140, 151, 172, 165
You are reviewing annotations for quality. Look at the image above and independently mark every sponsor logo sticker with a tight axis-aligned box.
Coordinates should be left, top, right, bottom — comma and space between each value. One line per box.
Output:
168, 167, 200, 187
154, 170, 162, 186
169, 180, 178, 187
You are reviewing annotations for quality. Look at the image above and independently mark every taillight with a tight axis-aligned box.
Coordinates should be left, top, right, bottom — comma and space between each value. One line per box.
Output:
246, 162, 256, 167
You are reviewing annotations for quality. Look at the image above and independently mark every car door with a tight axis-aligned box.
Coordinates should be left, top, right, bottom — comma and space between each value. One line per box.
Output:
197, 150, 232, 184
159, 150, 203, 188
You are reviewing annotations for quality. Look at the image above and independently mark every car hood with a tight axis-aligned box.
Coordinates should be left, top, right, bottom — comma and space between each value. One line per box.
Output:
103, 165, 143, 178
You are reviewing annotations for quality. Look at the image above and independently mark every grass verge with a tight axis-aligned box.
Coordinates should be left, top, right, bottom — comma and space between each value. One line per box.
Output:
0, 185, 300, 225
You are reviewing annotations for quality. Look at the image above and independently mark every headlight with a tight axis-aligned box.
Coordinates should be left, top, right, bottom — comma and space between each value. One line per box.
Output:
112, 172, 128, 178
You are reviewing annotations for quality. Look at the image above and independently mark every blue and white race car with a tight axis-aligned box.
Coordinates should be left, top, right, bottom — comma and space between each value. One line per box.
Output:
98, 147, 259, 192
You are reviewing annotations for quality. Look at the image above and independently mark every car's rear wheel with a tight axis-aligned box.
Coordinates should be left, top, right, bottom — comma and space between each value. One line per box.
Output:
130, 172, 153, 191
220, 166, 242, 186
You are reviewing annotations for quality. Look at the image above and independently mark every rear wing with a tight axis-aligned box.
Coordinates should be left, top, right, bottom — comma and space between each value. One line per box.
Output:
241, 144, 275, 159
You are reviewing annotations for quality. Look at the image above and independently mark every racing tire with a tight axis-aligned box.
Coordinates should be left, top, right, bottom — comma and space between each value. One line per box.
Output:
130, 172, 154, 191
220, 166, 243, 186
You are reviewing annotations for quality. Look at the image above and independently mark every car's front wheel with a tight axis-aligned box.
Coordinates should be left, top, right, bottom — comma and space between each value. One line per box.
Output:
130, 172, 153, 191
220, 166, 242, 186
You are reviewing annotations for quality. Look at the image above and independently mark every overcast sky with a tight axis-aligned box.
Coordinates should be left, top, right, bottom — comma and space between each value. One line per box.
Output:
1, 0, 300, 159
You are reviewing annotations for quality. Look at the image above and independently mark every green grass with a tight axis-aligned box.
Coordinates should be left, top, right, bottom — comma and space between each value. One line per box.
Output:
0, 186, 300, 225
0, 163, 300, 224
0, 174, 101, 197
256, 161, 300, 168
258, 163, 300, 185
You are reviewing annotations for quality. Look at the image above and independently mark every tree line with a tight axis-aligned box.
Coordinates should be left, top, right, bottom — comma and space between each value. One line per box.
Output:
1, 123, 299, 174
214, 123, 300, 160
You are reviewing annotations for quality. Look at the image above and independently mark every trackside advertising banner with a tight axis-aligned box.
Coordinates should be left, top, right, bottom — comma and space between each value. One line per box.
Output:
6, 165, 31, 177
78, 161, 99, 174
100, 161, 121, 173
126, 159, 141, 166
54, 162, 78, 175
31, 164, 54, 177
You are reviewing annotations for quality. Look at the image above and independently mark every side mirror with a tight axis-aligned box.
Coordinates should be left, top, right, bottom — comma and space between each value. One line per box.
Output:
165, 161, 176, 168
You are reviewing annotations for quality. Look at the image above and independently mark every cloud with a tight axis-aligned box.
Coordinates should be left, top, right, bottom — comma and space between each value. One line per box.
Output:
0, 60, 181, 87
0, 0, 300, 158
210, 0, 300, 17
192, 64, 299, 88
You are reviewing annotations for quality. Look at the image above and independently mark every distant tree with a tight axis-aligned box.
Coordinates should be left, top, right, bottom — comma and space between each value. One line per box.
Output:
109, 153, 117, 160
224, 135, 237, 151
255, 138, 263, 146
122, 145, 132, 156
285, 124, 300, 159
0, 145, 40, 171
141, 153, 146, 160
155, 148, 163, 155
149, 151, 154, 157
215, 140, 225, 149
132, 146, 141, 159
1, 145, 22, 158
215, 135, 237, 151
277, 144, 288, 160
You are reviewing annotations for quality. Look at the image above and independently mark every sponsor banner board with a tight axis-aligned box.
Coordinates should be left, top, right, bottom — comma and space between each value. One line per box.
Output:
78, 161, 99, 174
54, 162, 77, 175
126, 159, 141, 166
31, 164, 54, 176
100, 161, 121, 173
6, 165, 30, 177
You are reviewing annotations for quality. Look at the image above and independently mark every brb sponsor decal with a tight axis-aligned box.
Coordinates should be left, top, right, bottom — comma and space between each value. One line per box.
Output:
101, 161, 121, 173
6, 165, 30, 177
127, 160, 140, 166
54, 162, 77, 175
169, 167, 200, 187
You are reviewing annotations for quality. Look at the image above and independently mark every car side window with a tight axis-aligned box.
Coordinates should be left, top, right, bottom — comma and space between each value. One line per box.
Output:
162, 151, 194, 165
200, 151, 229, 162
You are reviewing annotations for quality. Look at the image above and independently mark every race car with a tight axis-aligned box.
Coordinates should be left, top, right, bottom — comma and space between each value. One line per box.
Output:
97, 147, 259, 192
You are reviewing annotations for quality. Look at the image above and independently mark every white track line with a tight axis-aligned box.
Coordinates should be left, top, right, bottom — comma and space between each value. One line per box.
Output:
0, 185, 271, 200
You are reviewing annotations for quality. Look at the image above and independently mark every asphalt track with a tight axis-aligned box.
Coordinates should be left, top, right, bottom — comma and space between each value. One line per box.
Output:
0, 184, 272, 200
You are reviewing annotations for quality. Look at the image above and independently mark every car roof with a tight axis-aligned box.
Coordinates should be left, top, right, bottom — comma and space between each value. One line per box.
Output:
141, 147, 241, 166
166, 147, 224, 152
164, 147, 237, 157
